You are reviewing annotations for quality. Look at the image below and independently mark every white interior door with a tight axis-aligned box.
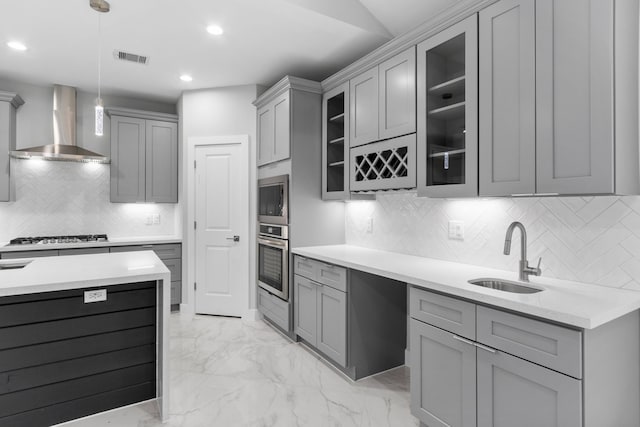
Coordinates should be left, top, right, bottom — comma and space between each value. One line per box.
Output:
194, 141, 248, 316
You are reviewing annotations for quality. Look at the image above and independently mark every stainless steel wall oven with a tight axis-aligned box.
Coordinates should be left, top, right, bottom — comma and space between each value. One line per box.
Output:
257, 223, 289, 300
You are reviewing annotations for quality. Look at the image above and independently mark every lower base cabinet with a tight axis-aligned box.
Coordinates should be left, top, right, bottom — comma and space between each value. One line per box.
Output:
258, 287, 291, 332
294, 274, 347, 367
293, 255, 406, 380
410, 286, 639, 427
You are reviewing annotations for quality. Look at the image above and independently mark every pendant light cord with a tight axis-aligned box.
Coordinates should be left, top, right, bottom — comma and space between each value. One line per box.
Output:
97, 13, 102, 101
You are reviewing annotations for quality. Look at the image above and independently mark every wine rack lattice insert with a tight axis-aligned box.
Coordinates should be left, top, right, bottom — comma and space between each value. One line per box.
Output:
354, 146, 409, 182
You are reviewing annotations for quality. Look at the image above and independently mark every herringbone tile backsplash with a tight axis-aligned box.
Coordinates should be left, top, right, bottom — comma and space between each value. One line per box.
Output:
346, 191, 640, 291
0, 160, 178, 242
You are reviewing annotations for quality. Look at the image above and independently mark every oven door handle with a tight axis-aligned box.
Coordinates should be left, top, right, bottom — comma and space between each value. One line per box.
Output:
258, 236, 288, 249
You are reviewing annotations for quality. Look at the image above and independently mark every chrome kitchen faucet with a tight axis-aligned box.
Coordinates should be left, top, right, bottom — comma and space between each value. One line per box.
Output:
503, 221, 542, 282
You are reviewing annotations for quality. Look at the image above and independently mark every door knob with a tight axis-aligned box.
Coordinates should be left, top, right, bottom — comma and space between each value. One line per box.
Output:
226, 235, 240, 242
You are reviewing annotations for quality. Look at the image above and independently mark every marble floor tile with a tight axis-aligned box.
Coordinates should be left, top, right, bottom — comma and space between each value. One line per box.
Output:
63, 313, 419, 427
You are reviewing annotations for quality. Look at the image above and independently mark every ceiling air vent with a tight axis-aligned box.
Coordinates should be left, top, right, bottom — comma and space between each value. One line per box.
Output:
113, 50, 149, 65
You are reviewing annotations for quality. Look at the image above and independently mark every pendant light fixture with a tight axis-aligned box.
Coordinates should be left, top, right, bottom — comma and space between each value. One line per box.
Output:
90, 0, 110, 136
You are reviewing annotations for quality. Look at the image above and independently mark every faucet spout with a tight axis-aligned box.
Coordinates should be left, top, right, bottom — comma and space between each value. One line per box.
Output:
503, 221, 539, 282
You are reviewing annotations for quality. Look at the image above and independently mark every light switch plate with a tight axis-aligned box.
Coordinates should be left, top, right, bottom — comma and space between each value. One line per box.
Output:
152, 213, 160, 224
448, 220, 464, 240
84, 289, 107, 303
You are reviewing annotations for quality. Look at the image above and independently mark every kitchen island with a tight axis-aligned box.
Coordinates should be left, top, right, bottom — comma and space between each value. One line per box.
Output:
0, 251, 170, 426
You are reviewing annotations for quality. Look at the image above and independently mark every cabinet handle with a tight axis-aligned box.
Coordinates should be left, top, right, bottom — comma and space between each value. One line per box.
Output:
141, 245, 153, 249
474, 342, 497, 354
452, 335, 475, 347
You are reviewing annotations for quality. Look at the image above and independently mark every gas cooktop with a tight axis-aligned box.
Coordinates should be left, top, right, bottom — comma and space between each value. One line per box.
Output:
8, 234, 109, 245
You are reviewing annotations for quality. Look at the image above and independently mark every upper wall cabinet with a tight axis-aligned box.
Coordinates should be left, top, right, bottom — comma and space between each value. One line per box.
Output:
417, 15, 478, 198
0, 92, 23, 202
107, 108, 178, 203
480, 0, 639, 196
254, 76, 323, 167
322, 82, 349, 200
535, 0, 615, 195
478, 0, 536, 196
350, 47, 416, 148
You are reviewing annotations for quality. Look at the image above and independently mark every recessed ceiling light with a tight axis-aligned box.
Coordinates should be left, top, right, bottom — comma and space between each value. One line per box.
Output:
7, 41, 27, 51
206, 25, 224, 36
180, 74, 193, 82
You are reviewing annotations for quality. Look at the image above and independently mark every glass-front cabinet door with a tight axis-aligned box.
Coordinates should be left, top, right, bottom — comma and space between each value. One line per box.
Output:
417, 15, 478, 197
322, 83, 350, 200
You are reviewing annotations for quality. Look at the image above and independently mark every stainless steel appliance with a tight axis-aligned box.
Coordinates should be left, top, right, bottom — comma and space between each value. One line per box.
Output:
258, 175, 288, 225
8, 234, 109, 245
257, 223, 289, 300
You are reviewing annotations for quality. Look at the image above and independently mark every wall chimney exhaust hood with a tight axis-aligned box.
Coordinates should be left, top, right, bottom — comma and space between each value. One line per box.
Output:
10, 85, 110, 164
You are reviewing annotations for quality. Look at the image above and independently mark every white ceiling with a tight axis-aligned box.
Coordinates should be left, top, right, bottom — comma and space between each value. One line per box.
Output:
0, 0, 462, 103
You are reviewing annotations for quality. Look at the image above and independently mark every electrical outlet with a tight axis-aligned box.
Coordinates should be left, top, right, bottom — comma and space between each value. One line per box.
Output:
365, 217, 373, 233
152, 213, 160, 224
145, 214, 153, 225
448, 220, 464, 240
84, 289, 107, 303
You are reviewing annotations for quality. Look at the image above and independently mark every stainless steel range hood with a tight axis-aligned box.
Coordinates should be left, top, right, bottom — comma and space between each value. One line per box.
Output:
10, 85, 110, 163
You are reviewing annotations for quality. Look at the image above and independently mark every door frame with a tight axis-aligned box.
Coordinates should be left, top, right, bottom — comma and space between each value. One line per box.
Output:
185, 135, 255, 319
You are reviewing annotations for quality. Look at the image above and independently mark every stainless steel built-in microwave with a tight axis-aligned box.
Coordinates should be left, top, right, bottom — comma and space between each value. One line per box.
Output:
258, 175, 288, 225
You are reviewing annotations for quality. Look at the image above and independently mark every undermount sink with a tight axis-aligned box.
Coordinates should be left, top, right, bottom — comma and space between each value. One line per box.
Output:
468, 278, 543, 294
0, 260, 32, 270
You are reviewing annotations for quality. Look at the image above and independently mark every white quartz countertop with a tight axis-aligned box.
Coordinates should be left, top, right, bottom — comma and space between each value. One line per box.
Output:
0, 236, 182, 253
0, 251, 170, 297
292, 245, 640, 329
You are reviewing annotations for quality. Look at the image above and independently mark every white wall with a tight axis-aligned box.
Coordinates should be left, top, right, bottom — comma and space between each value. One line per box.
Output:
0, 78, 180, 241
346, 192, 640, 291
180, 85, 260, 315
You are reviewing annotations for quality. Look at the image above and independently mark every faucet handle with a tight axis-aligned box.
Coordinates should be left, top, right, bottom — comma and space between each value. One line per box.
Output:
534, 257, 542, 275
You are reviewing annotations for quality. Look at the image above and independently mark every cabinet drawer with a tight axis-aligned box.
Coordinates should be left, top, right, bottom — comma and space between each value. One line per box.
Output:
410, 287, 476, 340
162, 259, 182, 282
258, 287, 290, 331
59, 247, 109, 256
110, 243, 181, 260
477, 306, 582, 378
1, 250, 59, 259
293, 255, 317, 280
316, 262, 347, 292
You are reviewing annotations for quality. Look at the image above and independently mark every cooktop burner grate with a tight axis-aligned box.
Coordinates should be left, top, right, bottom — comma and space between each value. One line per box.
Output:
8, 234, 109, 245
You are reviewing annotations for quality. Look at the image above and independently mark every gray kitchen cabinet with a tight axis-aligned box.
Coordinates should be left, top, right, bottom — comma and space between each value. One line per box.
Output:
479, 0, 639, 196
350, 133, 416, 192
417, 15, 478, 198
409, 286, 640, 426
535, 0, 613, 195
378, 47, 416, 140
322, 83, 350, 200
478, 0, 536, 196
293, 274, 318, 344
256, 91, 290, 166
293, 269, 347, 367
350, 46, 416, 148
107, 108, 178, 203
316, 283, 347, 366
59, 247, 109, 256
0, 92, 23, 202
293, 256, 405, 378
477, 348, 581, 427
110, 243, 182, 306
1, 250, 59, 259
410, 319, 476, 427
349, 67, 379, 147
255, 77, 323, 167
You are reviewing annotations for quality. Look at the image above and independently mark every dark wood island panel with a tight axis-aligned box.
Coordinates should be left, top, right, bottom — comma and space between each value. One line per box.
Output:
0, 281, 157, 427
